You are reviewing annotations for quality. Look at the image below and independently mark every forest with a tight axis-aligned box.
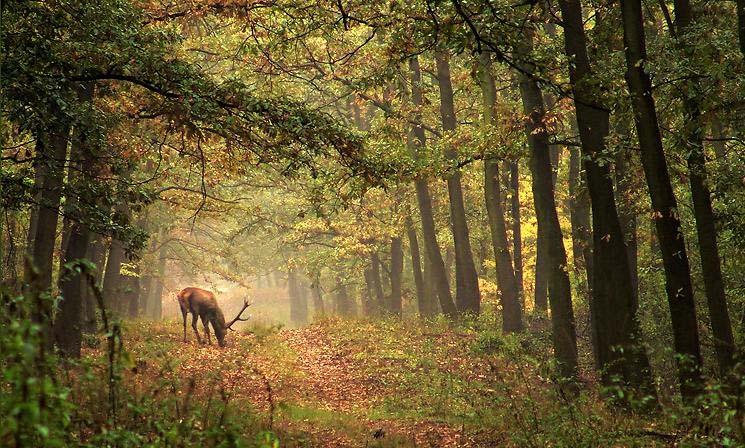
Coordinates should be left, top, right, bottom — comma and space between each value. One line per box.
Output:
2, 0, 745, 446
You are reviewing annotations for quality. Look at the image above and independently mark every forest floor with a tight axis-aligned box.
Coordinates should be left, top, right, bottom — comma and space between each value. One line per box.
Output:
78, 315, 680, 447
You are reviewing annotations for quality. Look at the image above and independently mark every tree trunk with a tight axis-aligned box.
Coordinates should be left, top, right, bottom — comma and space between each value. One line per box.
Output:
54, 220, 90, 357
435, 49, 481, 315
362, 267, 376, 316
311, 275, 325, 318
124, 266, 140, 319
82, 235, 106, 332
371, 252, 385, 312
515, 32, 578, 384
27, 121, 70, 349
151, 246, 166, 320
738, 0, 745, 58
288, 268, 308, 325
620, 0, 703, 400
555, 0, 655, 399
335, 276, 352, 317
25, 141, 45, 261
509, 162, 524, 302
54, 85, 96, 356
614, 140, 639, 300
568, 145, 593, 299
674, 0, 735, 375
102, 239, 127, 314
408, 56, 457, 317
139, 275, 153, 319
389, 237, 404, 316
478, 54, 523, 333
406, 216, 429, 316
422, 245, 439, 315
534, 232, 549, 313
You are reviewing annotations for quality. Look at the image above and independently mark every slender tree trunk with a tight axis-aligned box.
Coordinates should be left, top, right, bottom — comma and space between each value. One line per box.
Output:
614, 141, 639, 300
408, 56, 457, 317
738, 0, 745, 58
509, 162, 524, 302
435, 49, 481, 315
27, 121, 70, 349
568, 145, 593, 298
555, 0, 655, 399
102, 239, 127, 314
673, 0, 735, 375
335, 277, 351, 317
479, 54, 523, 333
362, 267, 376, 316
515, 32, 578, 384
406, 216, 429, 316
54, 220, 90, 357
311, 275, 325, 318
82, 235, 106, 332
54, 85, 96, 356
422, 245, 438, 315
288, 268, 308, 325
371, 252, 385, 312
151, 246, 166, 320
25, 142, 45, 261
620, 0, 703, 400
125, 266, 140, 319
534, 232, 549, 313
710, 119, 727, 161
389, 237, 404, 316
139, 275, 153, 318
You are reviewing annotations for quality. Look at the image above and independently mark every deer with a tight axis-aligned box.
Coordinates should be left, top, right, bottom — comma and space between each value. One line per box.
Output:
176, 287, 252, 347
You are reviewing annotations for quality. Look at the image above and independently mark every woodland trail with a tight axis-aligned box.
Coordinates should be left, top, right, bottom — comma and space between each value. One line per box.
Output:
133, 320, 490, 447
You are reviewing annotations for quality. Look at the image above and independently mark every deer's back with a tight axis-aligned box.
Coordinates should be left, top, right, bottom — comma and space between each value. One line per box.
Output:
178, 287, 218, 314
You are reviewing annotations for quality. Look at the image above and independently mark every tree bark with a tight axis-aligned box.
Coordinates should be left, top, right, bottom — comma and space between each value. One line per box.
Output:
54, 84, 95, 356
311, 275, 325, 318
555, 0, 655, 399
408, 56, 457, 317
27, 120, 70, 349
568, 145, 593, 299
534, 231, 549, 313
614, 140, 639, 300
25, 141, 45, 261
82, 235, 106, 332
509, 162, 524, 302
54, 220, 90, 357
389, 237, 404, 316
124, 265, 140, 319
288, 268, 308, 325
435, 49, 481, 315
674, 0, 735, 375
335, 276, 352, 317
478, 54, 523, 333
370, 252, 385, 312
406, 216, 430, 316
738, 0, 745, 58
102, 238, 127, 314
515, 31, 578, 384
620, 0, 703, 400
150, 245, 166, 320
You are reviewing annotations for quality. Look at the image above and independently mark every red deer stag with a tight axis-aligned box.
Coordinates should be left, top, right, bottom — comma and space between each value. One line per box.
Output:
176, 287, 252, 347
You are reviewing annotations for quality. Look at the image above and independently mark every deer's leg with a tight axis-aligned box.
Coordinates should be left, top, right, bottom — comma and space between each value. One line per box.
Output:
182, 310, 188, 342
201, 315, 212, 345
191, 313, 203, 344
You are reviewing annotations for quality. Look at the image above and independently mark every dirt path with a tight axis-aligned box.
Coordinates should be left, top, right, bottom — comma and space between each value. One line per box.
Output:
267, 327, 472, 447
151, 322, 480, 447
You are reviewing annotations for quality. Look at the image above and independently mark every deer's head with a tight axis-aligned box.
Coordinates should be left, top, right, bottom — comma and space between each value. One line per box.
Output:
217, 299, 252, 347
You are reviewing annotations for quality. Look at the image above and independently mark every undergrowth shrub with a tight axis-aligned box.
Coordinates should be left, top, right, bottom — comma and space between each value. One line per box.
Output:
1, 290, 277, 447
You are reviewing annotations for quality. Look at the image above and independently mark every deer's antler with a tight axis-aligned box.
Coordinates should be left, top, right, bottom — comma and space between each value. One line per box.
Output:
225, 298, 252, 330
